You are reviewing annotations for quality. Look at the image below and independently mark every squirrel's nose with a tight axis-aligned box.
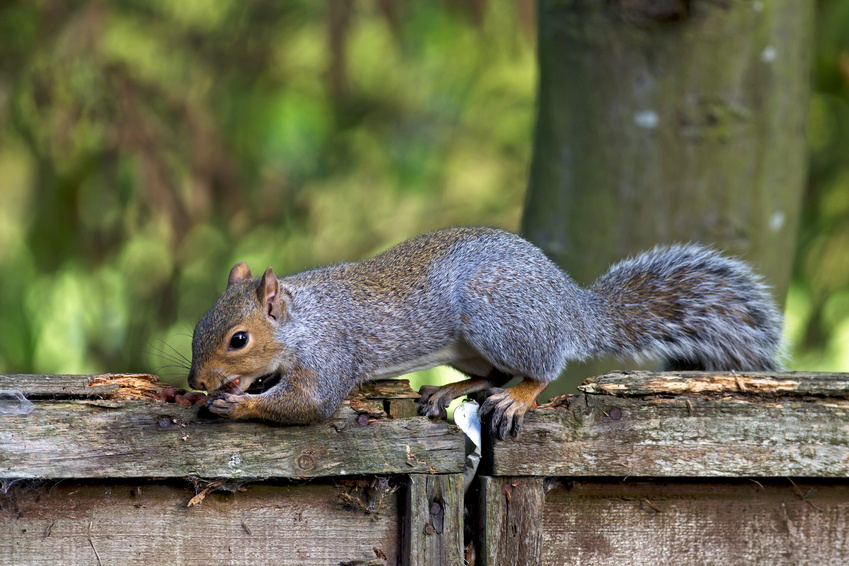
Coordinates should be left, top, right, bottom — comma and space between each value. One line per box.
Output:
187, 370, 202, 391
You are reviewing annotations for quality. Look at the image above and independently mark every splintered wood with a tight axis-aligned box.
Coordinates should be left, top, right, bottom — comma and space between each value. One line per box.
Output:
0, 373, 169, 400
576, 370, 849, 398
87, 373, 170, 399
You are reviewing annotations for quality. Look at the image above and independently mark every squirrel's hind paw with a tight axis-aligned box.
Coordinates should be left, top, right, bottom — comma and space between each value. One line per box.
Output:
479, 379, 547, 440
480, 388, 525, 439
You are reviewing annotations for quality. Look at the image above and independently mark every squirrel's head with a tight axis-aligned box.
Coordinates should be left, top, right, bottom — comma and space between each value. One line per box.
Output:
187, 262, 292, 394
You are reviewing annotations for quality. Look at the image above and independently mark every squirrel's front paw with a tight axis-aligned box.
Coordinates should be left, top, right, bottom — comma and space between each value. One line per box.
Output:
209, 393, 254, 420
417, 385, 452, 420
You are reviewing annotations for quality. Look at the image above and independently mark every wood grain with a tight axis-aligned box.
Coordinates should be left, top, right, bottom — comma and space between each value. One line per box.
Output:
0, 373, 135, 399
0, 401, 464, 479
5, 371, 849, 565
0, 373, 420, 400
488, 386, 849, 477
479, 477, 545, 566
540, 479, 849, 566
577, 371, 849, 398
0, 480, 401, 566
403, 474, 464, 566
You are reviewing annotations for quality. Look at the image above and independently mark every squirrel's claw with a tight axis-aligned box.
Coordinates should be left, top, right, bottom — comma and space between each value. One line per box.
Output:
479, 379, 547, 440
417, 385, 451, 420
209, 392, 246, 418
417, 378, 496, 421
480, 388, 524, 440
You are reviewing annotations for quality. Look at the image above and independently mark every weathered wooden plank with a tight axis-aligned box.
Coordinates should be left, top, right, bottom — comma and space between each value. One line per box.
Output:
0, 373, 420, 400
0, 401, 465, 479
487, 393, 849, 477
403, 474, 464, 566
541, 479, 849, 566
578, 371, 849, 398
363, 379, 421, 400
0, 480, 400, 566
479, 476, 545, 566
0, 374, 137, 399
386, 398, 420, 419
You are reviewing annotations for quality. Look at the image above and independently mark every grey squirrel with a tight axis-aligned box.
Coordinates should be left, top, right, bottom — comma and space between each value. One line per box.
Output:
187, 226, 783, 439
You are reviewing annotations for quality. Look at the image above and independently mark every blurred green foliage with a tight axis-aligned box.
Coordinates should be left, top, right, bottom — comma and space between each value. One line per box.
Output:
0, 0, 846, 389
792, 0, 849, 370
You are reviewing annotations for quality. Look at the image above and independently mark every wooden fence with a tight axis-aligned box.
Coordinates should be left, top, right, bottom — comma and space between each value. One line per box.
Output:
1, 371, 847, 565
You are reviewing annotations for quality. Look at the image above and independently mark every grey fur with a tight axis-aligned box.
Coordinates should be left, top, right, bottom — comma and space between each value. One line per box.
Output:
192, 227, 784, 424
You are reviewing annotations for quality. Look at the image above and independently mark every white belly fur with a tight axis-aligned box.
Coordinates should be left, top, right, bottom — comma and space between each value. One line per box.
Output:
371, 340, 479, 379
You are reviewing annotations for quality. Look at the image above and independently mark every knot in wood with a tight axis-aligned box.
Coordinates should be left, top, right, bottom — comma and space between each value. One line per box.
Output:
295, 450, 316, 471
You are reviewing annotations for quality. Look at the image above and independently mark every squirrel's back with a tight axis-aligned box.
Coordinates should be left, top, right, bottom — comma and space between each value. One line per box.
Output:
281, 230, 783, 377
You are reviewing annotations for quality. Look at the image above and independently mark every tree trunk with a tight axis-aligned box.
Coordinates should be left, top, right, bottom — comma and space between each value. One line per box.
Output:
522, 0, 814, 392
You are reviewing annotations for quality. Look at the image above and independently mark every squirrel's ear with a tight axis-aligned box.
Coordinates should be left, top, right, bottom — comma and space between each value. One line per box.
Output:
258, 267, 286, 322
227, 262, 252, 288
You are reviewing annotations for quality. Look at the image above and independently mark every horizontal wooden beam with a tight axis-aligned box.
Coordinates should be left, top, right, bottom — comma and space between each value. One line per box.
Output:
0, 373, 421, 401
1, 400, 464, 479
0, 375, 464, 480
487, 372, 849, 477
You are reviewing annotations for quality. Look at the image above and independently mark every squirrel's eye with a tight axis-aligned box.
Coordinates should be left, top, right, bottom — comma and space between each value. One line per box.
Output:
229, 331, 249, 350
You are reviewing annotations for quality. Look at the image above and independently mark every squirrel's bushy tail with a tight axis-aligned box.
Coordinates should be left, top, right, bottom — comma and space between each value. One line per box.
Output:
589, 244, 784, 371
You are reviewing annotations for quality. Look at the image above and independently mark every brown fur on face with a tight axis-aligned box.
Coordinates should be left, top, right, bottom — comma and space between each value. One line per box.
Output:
187, 266, 289, 394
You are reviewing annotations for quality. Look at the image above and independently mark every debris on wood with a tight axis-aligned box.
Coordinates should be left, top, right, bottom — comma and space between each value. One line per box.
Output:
336, 477, 399, 515
0, 373, 170, 400
358, 379, 420, 400
87, 374, 171, 400
154, 387, 209, 407
345, 392, 388, 421
186, 477, 250, 507
405, 445, 437, 474
0, 391, 34, 416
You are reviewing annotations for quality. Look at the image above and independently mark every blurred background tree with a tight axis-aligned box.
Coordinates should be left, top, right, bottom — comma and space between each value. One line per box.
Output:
523, 0, 813, 393
0, 0, 846, 392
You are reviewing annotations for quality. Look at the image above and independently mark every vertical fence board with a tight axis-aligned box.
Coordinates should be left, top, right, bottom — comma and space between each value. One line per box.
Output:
479, 476, 545, 566
403, 474, 464, 566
